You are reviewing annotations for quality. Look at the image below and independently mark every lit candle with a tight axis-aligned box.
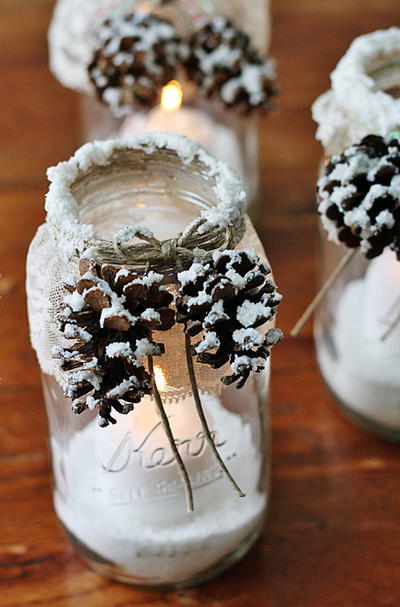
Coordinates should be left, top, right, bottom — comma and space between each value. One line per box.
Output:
94, 365, 231, 525
120, 80, 245, 179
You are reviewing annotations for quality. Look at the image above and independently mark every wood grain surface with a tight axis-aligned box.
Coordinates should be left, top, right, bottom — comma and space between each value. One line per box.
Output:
1, 1, 400, 606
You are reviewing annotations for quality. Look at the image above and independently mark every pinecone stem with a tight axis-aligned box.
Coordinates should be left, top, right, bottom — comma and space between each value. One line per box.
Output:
290, 248, 357, 337
148, 355, 194, 513
184, 332, 246, 498
381, 303, 400, 341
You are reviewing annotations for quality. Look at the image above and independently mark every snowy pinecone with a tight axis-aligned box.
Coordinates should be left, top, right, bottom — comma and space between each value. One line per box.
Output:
88, 11, 188, 116
176, 250, 283, 389
54, 260, 175, 427
318, 134, 400, 259
186, 16, 277, 112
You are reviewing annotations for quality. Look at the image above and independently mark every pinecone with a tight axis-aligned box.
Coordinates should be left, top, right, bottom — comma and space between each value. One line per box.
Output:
88, 11, 188, 115
186, 16, 277, 112
318, 134, 400, 259
54, 260, 175, 427
176, 250, 283, 389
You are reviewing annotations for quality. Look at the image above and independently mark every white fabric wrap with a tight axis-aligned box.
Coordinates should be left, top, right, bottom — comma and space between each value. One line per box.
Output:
26, 224, 73, 385
312, 27, 400, 156
26, 133, 248, 398
48, 0, 270, 94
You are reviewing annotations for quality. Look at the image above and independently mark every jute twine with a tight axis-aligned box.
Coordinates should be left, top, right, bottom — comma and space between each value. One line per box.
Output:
84, 215, 246, 272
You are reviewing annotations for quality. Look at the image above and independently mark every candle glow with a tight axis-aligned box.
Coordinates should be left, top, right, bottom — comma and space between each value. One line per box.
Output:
154, 364, 167, 393
160, 80, 183, 112
120, 82, 244, 180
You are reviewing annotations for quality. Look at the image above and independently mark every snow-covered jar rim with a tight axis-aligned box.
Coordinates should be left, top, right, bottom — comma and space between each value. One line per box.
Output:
45, 132, 247, 267
313, 28, 400, 155
48, 0, 270, 95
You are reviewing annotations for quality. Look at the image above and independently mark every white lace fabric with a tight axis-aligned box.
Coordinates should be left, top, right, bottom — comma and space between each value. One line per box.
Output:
27, 224, 73, 386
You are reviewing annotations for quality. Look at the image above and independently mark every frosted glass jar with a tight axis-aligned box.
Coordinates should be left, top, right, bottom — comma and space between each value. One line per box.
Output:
26, 135, 277, 587
315, 238, 400, 442
48, 0, 273, 208
313, 29, 400, 441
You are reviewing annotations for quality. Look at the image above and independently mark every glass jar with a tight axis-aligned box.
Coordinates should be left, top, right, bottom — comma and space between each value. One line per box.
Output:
313, 28, 400, 441
48, 0, 272, 209
315, 239, 400, 442
26, 135, 278, 587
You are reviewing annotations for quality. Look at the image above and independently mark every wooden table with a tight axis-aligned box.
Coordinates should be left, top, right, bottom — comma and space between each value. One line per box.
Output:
1, 1, 400, 605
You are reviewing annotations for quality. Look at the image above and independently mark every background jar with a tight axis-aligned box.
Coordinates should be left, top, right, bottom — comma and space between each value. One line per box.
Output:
26, 140, 277, 587
312, 28, 400, 441
315, 236, 400, 442
49, 0, 272, 209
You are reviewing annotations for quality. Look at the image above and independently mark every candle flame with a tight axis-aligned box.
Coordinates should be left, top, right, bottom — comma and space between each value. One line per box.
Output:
136, 2, 153, 13
161, 80, 183, 112
154, 365, 167, 392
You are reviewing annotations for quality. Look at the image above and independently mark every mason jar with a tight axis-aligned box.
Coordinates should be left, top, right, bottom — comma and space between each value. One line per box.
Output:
315, 237, 400, 442
48, 0, 273, 209
312, 28, 400, 441
26, 134, 281, 587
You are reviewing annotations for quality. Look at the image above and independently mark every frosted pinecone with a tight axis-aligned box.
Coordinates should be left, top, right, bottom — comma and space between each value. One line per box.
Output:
88, 11, 188, 115
54, 260, 175, 426
186, 16, 277, 112
176, 250, 283, 388
318, 134, 400, 259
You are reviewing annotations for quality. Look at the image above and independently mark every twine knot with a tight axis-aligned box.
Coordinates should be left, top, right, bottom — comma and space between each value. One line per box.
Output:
89, 216, 245, 271
160, 238, 179, 261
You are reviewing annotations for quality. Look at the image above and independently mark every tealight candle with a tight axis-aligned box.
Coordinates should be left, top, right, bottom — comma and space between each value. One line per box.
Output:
120, 81, 245, 180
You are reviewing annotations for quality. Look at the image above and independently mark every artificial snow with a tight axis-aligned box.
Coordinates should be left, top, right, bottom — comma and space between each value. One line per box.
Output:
236, 301, 269, 328
195, 332, 221, 354
105, 342, 133, 358
317, 251, 400, 429
53, 394, 267, 585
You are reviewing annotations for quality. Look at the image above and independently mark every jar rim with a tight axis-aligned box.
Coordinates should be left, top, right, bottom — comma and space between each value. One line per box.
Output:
45, 133, 247, 262
330, 27, 400, 136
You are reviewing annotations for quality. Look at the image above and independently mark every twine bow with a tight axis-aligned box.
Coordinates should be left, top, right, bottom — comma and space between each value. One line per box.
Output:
85, 216, 245, 271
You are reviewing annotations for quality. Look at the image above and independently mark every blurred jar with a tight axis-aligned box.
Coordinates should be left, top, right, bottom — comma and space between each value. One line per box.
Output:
48, 0, 274, 209
313, 28, 400, 441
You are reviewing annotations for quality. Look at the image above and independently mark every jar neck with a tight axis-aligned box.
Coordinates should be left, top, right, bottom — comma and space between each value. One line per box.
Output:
45, 137, 247, 266
76, 151, 218, 242
68, 147, 245, 274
